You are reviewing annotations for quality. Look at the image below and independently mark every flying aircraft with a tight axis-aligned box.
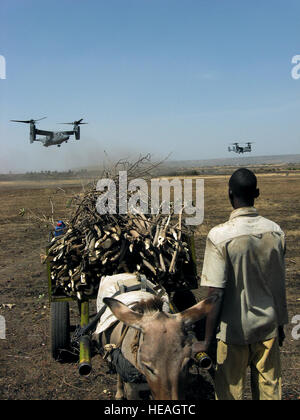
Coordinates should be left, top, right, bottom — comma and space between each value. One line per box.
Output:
10, 117, 87, 147
228, 142, 254, 154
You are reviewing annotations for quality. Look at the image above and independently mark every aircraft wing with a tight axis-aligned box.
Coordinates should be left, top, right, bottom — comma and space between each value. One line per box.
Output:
35, 128, 54, 136
60, 130, 75, 135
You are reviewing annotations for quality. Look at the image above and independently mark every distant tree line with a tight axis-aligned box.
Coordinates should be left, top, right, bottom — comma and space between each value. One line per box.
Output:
0, 169, 91, 181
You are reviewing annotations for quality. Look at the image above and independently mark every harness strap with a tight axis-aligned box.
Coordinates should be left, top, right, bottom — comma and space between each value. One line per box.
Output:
116, 324, 130, 349
103, 321, 143, 383
131, 330, 141, 366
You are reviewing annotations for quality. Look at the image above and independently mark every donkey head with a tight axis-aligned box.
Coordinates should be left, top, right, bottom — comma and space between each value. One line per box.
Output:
104, 294, 218, 400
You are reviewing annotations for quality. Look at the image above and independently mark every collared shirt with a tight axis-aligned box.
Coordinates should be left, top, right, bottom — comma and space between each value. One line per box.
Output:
201, 207, 288, 345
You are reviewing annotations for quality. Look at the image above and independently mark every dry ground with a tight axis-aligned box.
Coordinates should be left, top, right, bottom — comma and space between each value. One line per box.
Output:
0, 173, 299, 400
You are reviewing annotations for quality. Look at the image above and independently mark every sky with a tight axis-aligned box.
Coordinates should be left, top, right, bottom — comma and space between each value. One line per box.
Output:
0, 0, 300, 172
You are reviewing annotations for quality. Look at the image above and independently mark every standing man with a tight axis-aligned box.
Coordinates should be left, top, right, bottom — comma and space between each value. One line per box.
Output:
193, 168, 288, 400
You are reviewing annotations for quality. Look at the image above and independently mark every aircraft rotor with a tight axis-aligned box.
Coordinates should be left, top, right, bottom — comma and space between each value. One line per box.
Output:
59, 118, 88, 125
10, 117, 47, 124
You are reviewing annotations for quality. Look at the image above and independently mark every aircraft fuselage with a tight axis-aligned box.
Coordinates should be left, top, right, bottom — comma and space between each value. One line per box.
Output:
42, 133, 70, 147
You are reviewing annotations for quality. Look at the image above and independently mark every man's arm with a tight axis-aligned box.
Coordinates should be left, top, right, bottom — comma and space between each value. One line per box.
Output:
194, 231, 227, 354
192, 287, 224, 354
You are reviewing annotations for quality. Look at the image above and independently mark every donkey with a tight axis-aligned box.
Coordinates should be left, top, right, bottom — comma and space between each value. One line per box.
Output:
99, 293, 218, 400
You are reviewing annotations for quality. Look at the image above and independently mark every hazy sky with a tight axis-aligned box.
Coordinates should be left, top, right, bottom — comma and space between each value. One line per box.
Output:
0, 0, 300, 172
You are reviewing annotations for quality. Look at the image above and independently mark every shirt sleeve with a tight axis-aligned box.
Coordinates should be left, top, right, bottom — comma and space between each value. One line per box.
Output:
201, 235, 227, 288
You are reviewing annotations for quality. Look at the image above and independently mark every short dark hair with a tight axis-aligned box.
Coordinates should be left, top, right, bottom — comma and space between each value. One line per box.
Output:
229, 168, 257, 198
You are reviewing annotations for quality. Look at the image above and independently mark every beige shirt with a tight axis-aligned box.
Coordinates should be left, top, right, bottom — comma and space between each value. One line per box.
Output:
201, 207, 288, 345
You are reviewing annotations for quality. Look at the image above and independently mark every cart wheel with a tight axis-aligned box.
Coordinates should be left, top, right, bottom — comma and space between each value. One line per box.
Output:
50, 301, 70, 361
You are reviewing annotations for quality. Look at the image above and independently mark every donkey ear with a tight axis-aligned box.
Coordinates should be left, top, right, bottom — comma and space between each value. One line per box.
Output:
103, 297, 143, 330
179, 294, 219, 326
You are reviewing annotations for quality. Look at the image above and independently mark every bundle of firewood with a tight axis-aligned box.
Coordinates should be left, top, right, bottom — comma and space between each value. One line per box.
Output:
46, 156, 197, 300
47, 206, 196, 300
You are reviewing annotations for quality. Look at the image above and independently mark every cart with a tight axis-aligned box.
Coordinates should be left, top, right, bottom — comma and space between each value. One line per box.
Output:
46, 238, 96, 376
46, 230, 198, 376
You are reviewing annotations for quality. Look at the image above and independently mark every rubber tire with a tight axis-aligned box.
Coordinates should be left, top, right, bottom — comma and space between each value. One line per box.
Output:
50, 301, 70, 360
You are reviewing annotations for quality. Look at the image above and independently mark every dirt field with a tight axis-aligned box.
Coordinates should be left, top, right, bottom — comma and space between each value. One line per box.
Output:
0, 173, 299, 400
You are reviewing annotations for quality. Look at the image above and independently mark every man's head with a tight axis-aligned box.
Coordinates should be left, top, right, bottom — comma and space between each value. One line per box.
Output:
228, 168, 259, 209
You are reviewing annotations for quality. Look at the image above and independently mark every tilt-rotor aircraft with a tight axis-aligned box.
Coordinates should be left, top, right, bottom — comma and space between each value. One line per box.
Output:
228, 142, 254, 154
10, 117, 87, 147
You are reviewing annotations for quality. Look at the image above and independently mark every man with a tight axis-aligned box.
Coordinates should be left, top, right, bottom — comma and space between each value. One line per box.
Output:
193, 168, 288, 400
